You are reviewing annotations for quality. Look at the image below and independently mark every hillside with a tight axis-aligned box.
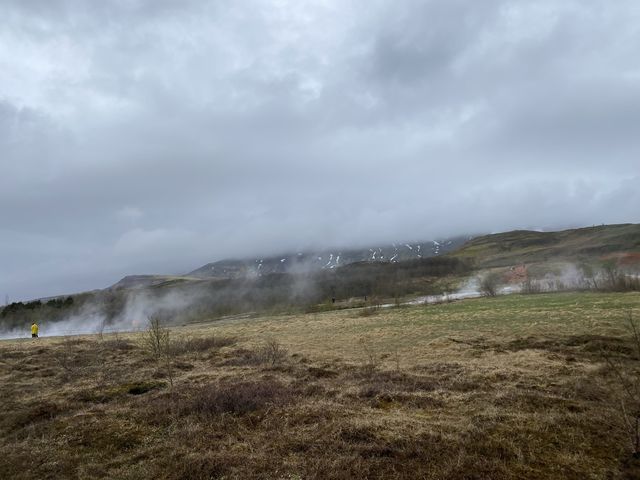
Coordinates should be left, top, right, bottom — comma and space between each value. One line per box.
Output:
108, 275, 203, 291
452, 223, 640, 268
103, 224, 640, 298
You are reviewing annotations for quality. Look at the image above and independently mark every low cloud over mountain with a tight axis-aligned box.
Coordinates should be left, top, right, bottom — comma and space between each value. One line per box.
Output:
1, 0, 639, 300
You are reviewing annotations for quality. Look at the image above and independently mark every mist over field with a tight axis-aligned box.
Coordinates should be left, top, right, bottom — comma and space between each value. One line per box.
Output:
3, 249, 638, 340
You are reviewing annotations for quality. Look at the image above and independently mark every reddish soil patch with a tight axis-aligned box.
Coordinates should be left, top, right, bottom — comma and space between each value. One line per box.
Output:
618, 253, 640, 266
505, 264, 528, 283
602, 253, 640, 266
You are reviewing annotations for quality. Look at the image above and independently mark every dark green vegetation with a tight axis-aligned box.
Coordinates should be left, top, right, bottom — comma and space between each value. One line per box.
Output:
2, 292, 640, 479
0, 296, 76, 331
1, 296, 74, 318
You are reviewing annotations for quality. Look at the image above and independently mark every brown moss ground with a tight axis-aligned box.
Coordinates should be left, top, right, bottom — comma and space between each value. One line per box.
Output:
1, 292, 639, 479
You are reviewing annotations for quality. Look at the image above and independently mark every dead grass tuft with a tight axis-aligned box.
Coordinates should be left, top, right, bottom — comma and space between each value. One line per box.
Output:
3, 401, 67, 433
357, 306, 380, 317
100, 337, 135, 351
306, 366, 339, 378
152, 451, 231, 480
162, 378, 296, 418
222, 339, 288, 367
168, 335, 237, 355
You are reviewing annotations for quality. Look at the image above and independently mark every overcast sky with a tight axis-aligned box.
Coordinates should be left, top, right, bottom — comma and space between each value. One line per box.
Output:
1, 0, 639, 300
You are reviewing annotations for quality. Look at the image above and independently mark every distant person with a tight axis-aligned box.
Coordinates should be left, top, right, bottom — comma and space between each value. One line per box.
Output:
31, 322, 39, 338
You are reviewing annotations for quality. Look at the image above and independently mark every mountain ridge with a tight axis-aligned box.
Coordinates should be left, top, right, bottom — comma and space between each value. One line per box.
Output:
186, 237, 470, 280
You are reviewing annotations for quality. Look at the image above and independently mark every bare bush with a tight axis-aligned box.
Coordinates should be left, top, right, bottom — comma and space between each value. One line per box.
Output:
579, 263, 600, 290
143, 316, 170, 358
5, 401, 66, 433
393, 346, 401, 372
177, 379, 293, 416
168, 335, 237, 356
521, 277, 542, 294
358, 306, 379, 317
52, 337, 80, 377
100, 333, 134, 351
257, 338, 288, 366
222, 339, 288, 367
368, 296, 383, 308
359, 338, 380, 373
480, 272, 500, 297
602, 266, 640, 292
142, 316, 174, 390
602, 311, 640, 458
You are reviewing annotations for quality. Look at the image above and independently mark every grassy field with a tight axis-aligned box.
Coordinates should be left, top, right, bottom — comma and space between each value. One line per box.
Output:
2, 292, 640, 479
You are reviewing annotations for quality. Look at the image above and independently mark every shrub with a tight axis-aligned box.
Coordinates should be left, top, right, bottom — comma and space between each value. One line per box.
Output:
142, 316, 174, 389
257, 338, 288, 366
358, 306, 379, 317
100, 335, 134, 351
221, 339, 288, 367
521, 277, 542, 294
603, 311, 640, 457
179, 379, 293, 416
358, 338, 380, 373
126, 381, 164, 395
4, 401, 65, 433
168, 335, 236, 355
52, 337, 82, 376
143, 316, 171, 358
480, 272, 501, 297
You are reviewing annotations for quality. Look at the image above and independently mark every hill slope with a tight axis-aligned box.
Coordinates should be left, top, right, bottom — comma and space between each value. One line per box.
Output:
453, 223, 640, 267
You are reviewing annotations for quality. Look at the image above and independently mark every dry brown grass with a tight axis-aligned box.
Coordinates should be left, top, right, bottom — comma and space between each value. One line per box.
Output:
1, 292, 640, 479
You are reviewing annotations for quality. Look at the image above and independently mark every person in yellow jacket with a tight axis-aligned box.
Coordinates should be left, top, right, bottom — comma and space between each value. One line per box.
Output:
31, 323, 39, 338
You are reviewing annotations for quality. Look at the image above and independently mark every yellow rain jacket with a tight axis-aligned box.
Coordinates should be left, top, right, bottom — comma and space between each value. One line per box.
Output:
31, 324, 38, 335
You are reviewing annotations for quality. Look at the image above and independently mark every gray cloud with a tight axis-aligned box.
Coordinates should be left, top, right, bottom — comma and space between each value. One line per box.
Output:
1, 0, 639, 300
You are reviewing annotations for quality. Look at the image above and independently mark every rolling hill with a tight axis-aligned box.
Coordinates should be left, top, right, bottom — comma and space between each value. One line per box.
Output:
452, 223, 640, 268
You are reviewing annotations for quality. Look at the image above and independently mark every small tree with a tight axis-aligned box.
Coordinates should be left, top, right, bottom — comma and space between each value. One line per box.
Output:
258, 338, 288, 366
359, 337, 380, 373
143, 315, 174, 390
480, 272, 500, 297
521, 277, 541, 294
579, 263, 599, 290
